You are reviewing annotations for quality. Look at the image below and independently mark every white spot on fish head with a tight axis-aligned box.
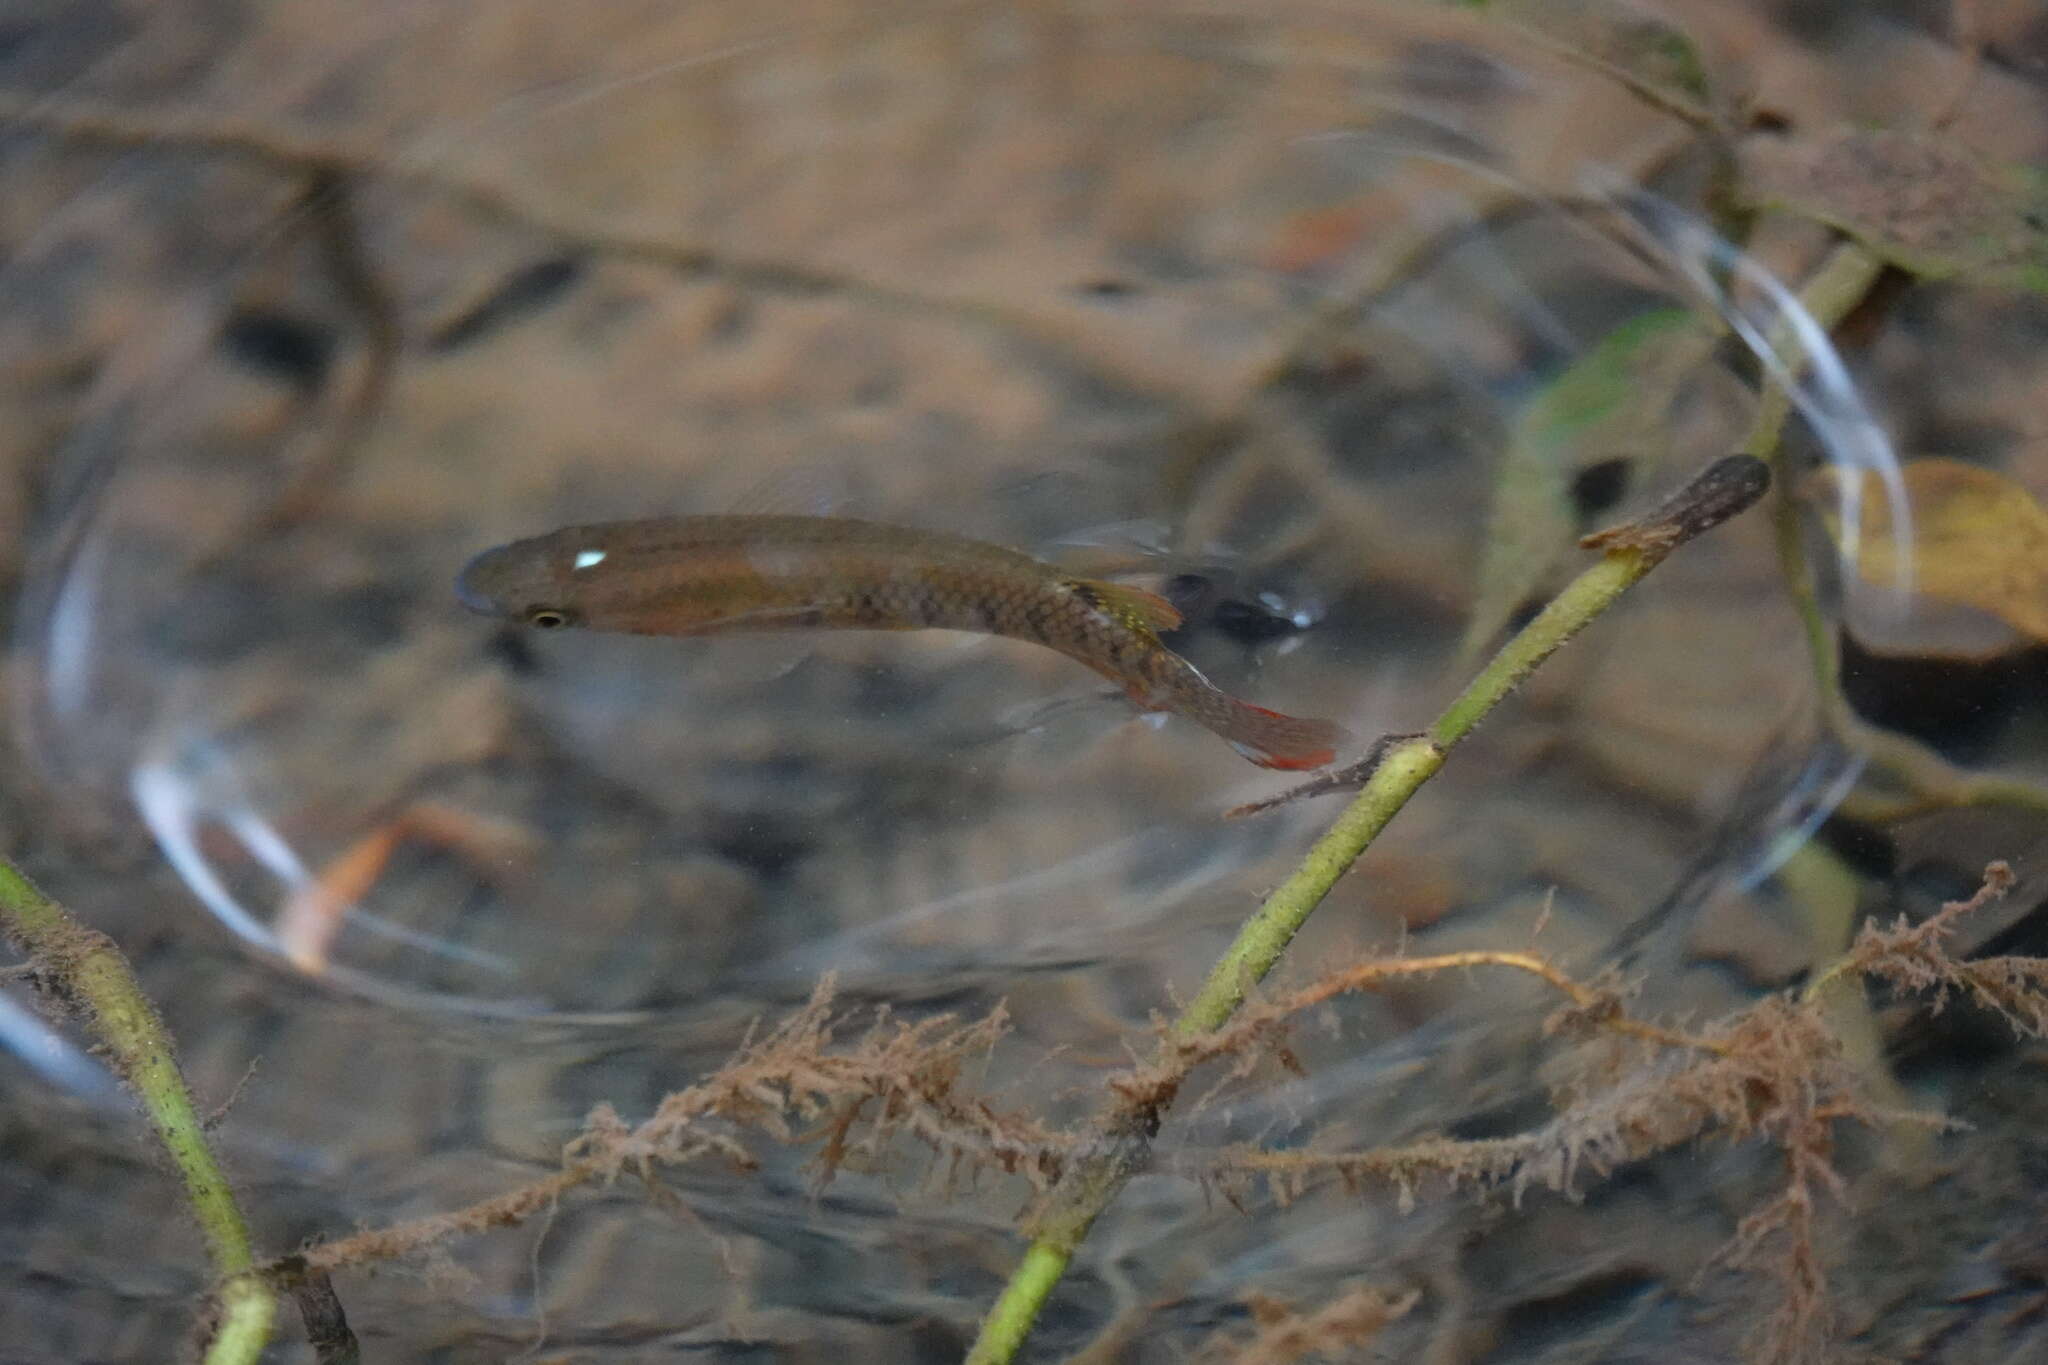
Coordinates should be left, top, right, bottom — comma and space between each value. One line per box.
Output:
573, 549, 608, 570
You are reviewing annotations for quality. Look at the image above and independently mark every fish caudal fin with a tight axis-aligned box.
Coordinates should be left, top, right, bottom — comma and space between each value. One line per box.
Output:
1220, 699, 1350, 770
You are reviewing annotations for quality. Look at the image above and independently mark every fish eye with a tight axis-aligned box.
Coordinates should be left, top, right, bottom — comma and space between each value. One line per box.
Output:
525, 606, 573, 629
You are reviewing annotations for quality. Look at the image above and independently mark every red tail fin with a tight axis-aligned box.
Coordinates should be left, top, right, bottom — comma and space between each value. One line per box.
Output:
1222, 701, 1350, 770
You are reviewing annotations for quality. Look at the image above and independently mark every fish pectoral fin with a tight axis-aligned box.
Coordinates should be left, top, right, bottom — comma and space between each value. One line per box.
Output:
1076, 578, 1184, 633
1121, 680, 1167, 712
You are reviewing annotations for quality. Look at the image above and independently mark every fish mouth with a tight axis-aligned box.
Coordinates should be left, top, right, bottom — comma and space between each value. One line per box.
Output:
454, 548, 505, 616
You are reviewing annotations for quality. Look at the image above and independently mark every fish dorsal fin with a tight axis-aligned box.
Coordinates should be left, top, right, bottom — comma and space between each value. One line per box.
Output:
1075, 578, 1184, 633
1033, 518, 1178, 577
727, 462, 861, 517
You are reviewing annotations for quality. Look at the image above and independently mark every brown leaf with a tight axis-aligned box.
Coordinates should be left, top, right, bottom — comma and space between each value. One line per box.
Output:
1742, 128, 2048, 291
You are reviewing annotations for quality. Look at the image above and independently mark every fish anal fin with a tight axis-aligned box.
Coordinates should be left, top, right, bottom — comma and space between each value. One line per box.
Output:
1076, 578, 1184, 633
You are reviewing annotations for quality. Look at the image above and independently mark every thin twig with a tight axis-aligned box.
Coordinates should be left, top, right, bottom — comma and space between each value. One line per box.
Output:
290, 1272, 363, 1365
1932, 0, 1984, 131
0, 91, 1211, 412
260, 169, 404, 532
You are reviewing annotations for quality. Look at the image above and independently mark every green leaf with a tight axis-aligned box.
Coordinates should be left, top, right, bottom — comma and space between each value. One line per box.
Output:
1741, 128, 2048, 292
1465, 308, 1720, 656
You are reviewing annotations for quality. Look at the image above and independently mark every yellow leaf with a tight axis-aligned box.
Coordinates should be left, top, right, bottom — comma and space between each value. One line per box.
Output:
1811, 458, 2048, 642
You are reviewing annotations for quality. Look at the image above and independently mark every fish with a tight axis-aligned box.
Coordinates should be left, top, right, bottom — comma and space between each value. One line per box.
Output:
457, 515, 1349, 769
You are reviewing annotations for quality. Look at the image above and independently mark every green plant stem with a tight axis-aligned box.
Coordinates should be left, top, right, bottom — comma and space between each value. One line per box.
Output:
1178, 549, 1645, 1032
1743, 241, 2048, 824
1178, 737, 1444, 1035
1742, 239, 1882, 701
969, 1242, 1073, 1364
964, 457, 1765, 1361
206, 1274, 279, 1365
1738, 240, 1886, 471
0, 858, 275, 1360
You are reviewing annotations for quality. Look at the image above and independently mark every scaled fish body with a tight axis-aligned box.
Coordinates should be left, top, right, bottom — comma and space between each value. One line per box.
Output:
457, 515, 1348, 770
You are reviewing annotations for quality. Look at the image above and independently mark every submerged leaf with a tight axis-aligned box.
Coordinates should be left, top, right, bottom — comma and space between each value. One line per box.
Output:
1741, 128, 2048, 292
1476, 0, 1713, 112
1810, 458, 2048, 643
1465, 308, 1720, 654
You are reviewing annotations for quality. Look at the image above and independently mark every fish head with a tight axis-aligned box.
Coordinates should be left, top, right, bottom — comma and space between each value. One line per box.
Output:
456, 534, 591, 631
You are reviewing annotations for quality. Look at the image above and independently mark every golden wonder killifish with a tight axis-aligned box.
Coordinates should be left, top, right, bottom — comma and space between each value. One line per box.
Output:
457, 515, 1348, 769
